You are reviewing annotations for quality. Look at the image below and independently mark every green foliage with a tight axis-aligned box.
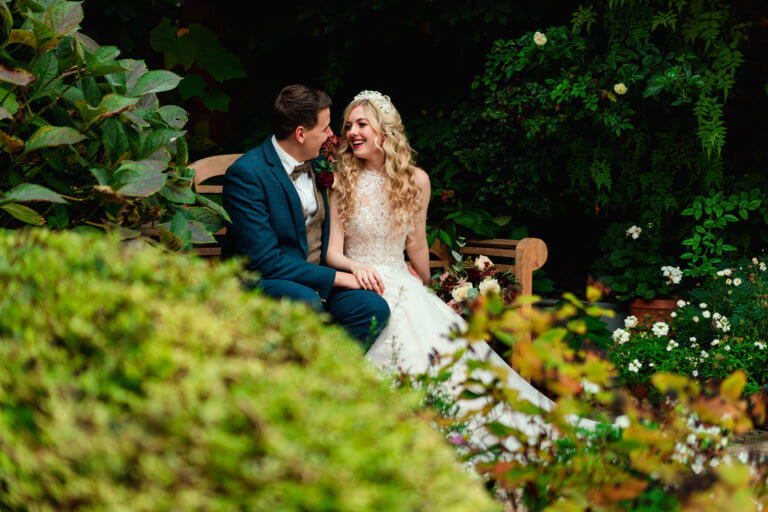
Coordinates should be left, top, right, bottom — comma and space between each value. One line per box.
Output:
411, 291, 767, 511
150, 18, 245, 121
612, 255, 768, 397
0, 0, 228, 249
0, 228, 498, 512
680, 189, 761, 277
449, 1, 755, 236
593, 221, 678, 301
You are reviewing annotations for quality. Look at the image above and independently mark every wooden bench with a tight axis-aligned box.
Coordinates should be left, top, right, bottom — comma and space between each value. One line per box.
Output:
189, 154, 548, 296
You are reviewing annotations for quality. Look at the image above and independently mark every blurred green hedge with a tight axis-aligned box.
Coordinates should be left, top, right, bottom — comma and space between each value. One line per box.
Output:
0, 229, 496, 512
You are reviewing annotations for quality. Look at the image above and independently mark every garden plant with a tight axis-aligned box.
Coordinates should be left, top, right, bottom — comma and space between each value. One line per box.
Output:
0, 0, 228, 249
0, 228, 497, 511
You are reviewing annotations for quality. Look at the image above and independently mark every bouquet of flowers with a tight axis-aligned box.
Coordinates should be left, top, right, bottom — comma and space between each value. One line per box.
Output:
313, 135, 340, 188
429, 255, 518, 316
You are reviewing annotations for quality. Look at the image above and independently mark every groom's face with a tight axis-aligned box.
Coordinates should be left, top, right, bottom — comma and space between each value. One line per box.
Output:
298, 107, 333, 161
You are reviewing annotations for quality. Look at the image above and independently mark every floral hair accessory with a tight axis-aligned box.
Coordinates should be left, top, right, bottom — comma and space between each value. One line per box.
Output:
353, 90, 396, 115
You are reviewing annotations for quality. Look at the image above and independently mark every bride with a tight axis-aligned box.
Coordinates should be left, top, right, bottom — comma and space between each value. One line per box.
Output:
325, 90, 562, 446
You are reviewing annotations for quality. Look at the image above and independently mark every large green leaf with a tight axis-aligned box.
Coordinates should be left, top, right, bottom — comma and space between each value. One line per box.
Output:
114, 163, 166, 197
79, 94, 139, 128
8, 29, 37, 48
156, 105, 188, 129
100, 118, 130, 166
4, 183, 66, 203
128, 70, 182, 97
30, 51, 59, 100
159, 181, 195, 203
25, 126, 86, 153
188, 206, 227, 233
195, 193, 230, 222
0, 65, 36, 86
45, 1, 83, 36
1, 203, 44, 225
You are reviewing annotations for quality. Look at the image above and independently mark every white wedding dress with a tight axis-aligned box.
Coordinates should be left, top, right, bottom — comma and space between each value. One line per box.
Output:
344, 169, 567, 449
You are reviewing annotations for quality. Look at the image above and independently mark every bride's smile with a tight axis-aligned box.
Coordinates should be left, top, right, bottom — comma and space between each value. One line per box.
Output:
344, 105, 385, 167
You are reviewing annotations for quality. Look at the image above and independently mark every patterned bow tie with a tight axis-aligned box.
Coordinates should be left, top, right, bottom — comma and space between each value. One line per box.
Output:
291, 162, 313, 181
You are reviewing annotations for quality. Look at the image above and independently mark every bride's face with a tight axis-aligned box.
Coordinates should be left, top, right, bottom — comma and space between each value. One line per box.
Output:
345, 105, 384, 162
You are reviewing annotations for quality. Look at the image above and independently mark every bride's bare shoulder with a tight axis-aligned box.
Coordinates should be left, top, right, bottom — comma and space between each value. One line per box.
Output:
411, 166, 430, 189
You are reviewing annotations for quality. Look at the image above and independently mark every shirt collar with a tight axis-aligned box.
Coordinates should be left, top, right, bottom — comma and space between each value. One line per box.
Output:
270, 135, 305, 176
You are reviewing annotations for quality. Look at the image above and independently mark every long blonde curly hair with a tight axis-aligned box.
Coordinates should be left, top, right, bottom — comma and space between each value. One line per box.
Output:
334, 98, 422, 231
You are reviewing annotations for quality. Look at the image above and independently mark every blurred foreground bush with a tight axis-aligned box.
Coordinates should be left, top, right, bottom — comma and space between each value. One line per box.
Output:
0, 229, 496, 512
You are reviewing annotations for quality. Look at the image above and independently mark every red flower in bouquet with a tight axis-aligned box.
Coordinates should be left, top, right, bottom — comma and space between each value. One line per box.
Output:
315, 135, 340, 189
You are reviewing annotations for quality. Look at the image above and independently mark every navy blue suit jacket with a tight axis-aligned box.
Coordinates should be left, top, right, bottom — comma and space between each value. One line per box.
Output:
222, 138, 337, 299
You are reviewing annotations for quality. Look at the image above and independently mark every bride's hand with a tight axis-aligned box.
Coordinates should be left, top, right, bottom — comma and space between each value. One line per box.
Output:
350, 262, 385, 295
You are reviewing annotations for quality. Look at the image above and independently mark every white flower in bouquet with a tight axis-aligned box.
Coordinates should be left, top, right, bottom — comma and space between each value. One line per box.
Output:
651, 321, 669, 337
760, 262, 766, 272
711, 339, 720, 346
625, 225, 642, 239
692, 316, 699, 323
474, 255, 493, 271
613, 82, 628, 95
692, 370, 699, 377
624, 315, 638, 329
676, 299, 686, 308
699, 303, 708, 309
733, 277, 742, 286
478, 277, 501, 295
702, 310, 711, 319
533, 31, 547, 46
628, 359, 642, 373
450, 282, 473, 302
612, 328, 630, 344
753, 257, 759, 264
717, 268, 732, 277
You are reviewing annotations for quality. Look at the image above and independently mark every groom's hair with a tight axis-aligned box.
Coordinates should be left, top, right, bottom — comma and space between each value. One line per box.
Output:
273, 85, 332, 140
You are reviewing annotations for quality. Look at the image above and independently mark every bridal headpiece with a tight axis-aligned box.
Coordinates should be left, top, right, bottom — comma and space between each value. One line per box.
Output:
353, 90, 396, 115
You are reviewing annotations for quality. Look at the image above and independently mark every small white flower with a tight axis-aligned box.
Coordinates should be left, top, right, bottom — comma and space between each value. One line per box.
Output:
614, 415, 630, 429
753, 257, 759, 264
628, 359, 642, 373
692, 316, 699, 323
474, 255, 493, 271
662, 265, 683, 284
733, 278, 742, 287
726, 278, 733, 285
478, 276, 501, 295
626, 225, 642, 239
699, 303, 708, 309
613, 82, 628, 95
670, 311, 677, 318
700, 350, 709, 359
651, 322, 669, 337
689, 336, 697, 342
754, 341, 767, 350
739, 451, 749, 464
718, 268, 733, 277
581, 379, 600, 394
450, 282, 473, 302
711, 339, 720, 347
725, 345, 731, 351
533, 31, 547, 46
713, 312, 722, 320
692, 370, 699, 377
624, 315, 638, 329
649, 362, 654, 367
612, 328, 630, 345
677, 299, 686, 308
702, 310, 711, 319
760, 262, 766, 272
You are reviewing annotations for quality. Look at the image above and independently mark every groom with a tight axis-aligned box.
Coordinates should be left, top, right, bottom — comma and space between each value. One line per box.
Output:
222, 84, 390, 345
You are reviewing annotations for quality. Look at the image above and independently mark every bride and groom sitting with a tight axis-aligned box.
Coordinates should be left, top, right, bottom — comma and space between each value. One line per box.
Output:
224, 84, 575, 443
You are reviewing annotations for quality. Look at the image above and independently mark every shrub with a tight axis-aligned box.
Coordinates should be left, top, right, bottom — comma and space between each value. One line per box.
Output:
407, 290, 768, 511
0, 229, 497, 512
611, 255, 768, 396
0, 0, 227, 248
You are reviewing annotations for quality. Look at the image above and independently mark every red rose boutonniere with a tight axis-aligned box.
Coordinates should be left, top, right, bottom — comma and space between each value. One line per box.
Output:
315, 135, 340, 189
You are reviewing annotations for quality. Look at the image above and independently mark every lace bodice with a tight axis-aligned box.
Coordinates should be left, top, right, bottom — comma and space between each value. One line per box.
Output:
344, 169, 410, 269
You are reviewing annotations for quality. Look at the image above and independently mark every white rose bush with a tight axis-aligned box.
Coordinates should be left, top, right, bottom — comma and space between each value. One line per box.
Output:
609, 255, 768, 398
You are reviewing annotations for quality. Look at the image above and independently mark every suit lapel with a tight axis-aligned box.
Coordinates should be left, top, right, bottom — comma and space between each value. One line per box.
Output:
261, 141, 308, 255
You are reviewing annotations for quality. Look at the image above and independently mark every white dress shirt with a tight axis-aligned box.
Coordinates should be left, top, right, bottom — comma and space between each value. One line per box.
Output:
270, 135, 318, 225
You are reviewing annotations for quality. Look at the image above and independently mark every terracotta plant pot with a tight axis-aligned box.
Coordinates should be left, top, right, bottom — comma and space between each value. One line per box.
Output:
628, 297, 677, 326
